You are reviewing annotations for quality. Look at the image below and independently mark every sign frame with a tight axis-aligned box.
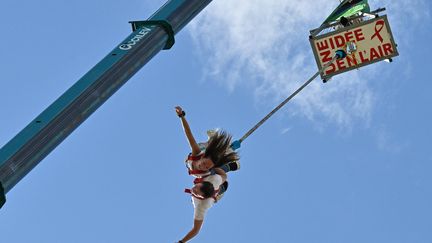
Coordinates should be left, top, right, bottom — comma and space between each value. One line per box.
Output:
309, 15, 399, 81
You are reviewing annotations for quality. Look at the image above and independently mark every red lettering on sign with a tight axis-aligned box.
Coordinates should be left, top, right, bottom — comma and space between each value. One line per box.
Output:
354, 29, 365, 41
317, 29, 366, 55
316, 40, 329, 51
335, 35, 345, 48
329, 38, 336, 49
346, 55, 358, 66
370, 47, 380, 60
319, 50, 332, 63
336, 59, 346, 70
344, 31, 354, 42
359, 51, 369, 63
377, 45, 384, 57
383, 43, 393, 56
325, 64, 336, 75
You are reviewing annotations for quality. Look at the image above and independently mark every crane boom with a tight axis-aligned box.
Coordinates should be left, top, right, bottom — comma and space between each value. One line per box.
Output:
0, 0, 212, 208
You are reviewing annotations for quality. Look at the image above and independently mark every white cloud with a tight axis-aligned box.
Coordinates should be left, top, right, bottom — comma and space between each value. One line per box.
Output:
281, 127, 292, 135
188, 0, 428, 129
377, 0, 430, 28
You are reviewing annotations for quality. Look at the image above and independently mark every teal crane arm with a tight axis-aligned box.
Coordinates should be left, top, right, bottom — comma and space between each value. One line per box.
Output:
0, 0, 212, 208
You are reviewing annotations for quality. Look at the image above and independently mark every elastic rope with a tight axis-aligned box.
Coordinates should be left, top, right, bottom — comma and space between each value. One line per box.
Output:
239, 55, 340, 143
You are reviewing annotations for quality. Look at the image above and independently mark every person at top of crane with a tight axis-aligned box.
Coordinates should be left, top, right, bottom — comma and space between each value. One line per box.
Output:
174, 106, 240, 243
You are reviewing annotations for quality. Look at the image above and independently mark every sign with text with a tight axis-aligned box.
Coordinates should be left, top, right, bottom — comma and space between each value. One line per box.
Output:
310, 15, 398, 80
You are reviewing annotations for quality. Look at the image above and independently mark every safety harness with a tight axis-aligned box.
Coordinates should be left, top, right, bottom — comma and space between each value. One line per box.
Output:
184, 153, 220, 201
186, 153, 212, 178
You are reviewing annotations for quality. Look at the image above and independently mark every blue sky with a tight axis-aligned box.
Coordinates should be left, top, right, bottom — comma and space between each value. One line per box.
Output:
1, 0, 431, 242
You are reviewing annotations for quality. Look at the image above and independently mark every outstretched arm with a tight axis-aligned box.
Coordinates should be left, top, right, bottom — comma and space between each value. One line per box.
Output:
175, 106, 201, 156
179, 219, 204, 243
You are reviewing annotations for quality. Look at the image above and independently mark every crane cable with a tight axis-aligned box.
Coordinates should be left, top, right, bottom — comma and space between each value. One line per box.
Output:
236, 50, 347, 145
